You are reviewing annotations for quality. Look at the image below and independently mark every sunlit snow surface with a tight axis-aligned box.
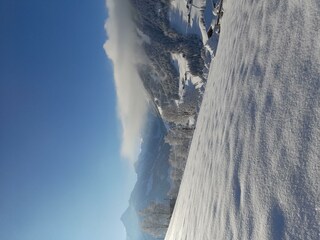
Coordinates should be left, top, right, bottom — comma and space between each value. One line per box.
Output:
166, 0, 320, 239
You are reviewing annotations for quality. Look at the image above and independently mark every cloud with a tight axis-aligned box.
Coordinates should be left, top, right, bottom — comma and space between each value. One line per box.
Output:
104, 0, 148, 162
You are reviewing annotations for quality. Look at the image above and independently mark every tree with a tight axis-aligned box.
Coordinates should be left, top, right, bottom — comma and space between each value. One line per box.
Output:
139, 201, 171, 238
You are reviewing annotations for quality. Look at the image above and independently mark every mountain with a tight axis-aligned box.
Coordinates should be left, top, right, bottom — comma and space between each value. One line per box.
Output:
131, 0, 206, 112
121, 0, 218, 239
122, 113, 170, 240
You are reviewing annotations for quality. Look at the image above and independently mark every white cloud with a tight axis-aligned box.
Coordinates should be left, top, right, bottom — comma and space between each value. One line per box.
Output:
104, 0, 148, 162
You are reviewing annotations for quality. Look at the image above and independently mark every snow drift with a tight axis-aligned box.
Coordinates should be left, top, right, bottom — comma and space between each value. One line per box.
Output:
166, 0, 320, 239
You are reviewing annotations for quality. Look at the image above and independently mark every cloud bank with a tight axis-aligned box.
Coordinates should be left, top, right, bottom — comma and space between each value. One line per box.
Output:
104, 0, 148, 162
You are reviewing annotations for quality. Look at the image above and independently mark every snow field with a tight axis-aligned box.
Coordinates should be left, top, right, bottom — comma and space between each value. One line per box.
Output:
165, 0, 320, 239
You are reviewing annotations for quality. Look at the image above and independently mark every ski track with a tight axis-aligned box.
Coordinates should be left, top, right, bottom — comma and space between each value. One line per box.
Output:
166, 0, 320, 239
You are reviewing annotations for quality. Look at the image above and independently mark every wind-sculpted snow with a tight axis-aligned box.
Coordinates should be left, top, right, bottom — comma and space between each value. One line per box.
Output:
166, 0, 320, 239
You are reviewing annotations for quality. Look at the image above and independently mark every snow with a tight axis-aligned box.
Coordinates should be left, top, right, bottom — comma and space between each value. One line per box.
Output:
168, 0, 211, 42
168, 0, 221, 69
166, 0, 320, 239
171, 53, 188, 81
171, 53, 188, 104
188, 116, 195, 127
171, 53, 205, 105
157, 106, 163, 116
168, 0, 200, 35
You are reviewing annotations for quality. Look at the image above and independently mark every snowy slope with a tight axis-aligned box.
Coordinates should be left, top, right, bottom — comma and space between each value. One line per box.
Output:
168, 0, 205, 37
165, 0, 320, 239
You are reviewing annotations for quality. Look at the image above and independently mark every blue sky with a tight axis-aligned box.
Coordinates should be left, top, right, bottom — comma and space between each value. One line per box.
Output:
0, 0, 135, 239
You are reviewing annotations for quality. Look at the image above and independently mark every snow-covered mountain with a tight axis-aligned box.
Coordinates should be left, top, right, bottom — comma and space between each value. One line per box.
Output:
121, 0, 320, 238
165, 0, 320, 239
121, 0, 220, 239
131, 0, 207, 110
131, 0, 218, 203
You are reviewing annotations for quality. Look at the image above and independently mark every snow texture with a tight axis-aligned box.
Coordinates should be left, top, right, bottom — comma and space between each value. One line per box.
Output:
166, 0, 320, 239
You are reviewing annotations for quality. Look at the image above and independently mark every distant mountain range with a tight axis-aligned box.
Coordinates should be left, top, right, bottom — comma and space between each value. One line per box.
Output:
121, 113, 170, 240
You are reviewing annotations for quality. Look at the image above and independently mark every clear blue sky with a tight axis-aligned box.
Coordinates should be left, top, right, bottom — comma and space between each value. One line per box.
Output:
0, 0, 135, 239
